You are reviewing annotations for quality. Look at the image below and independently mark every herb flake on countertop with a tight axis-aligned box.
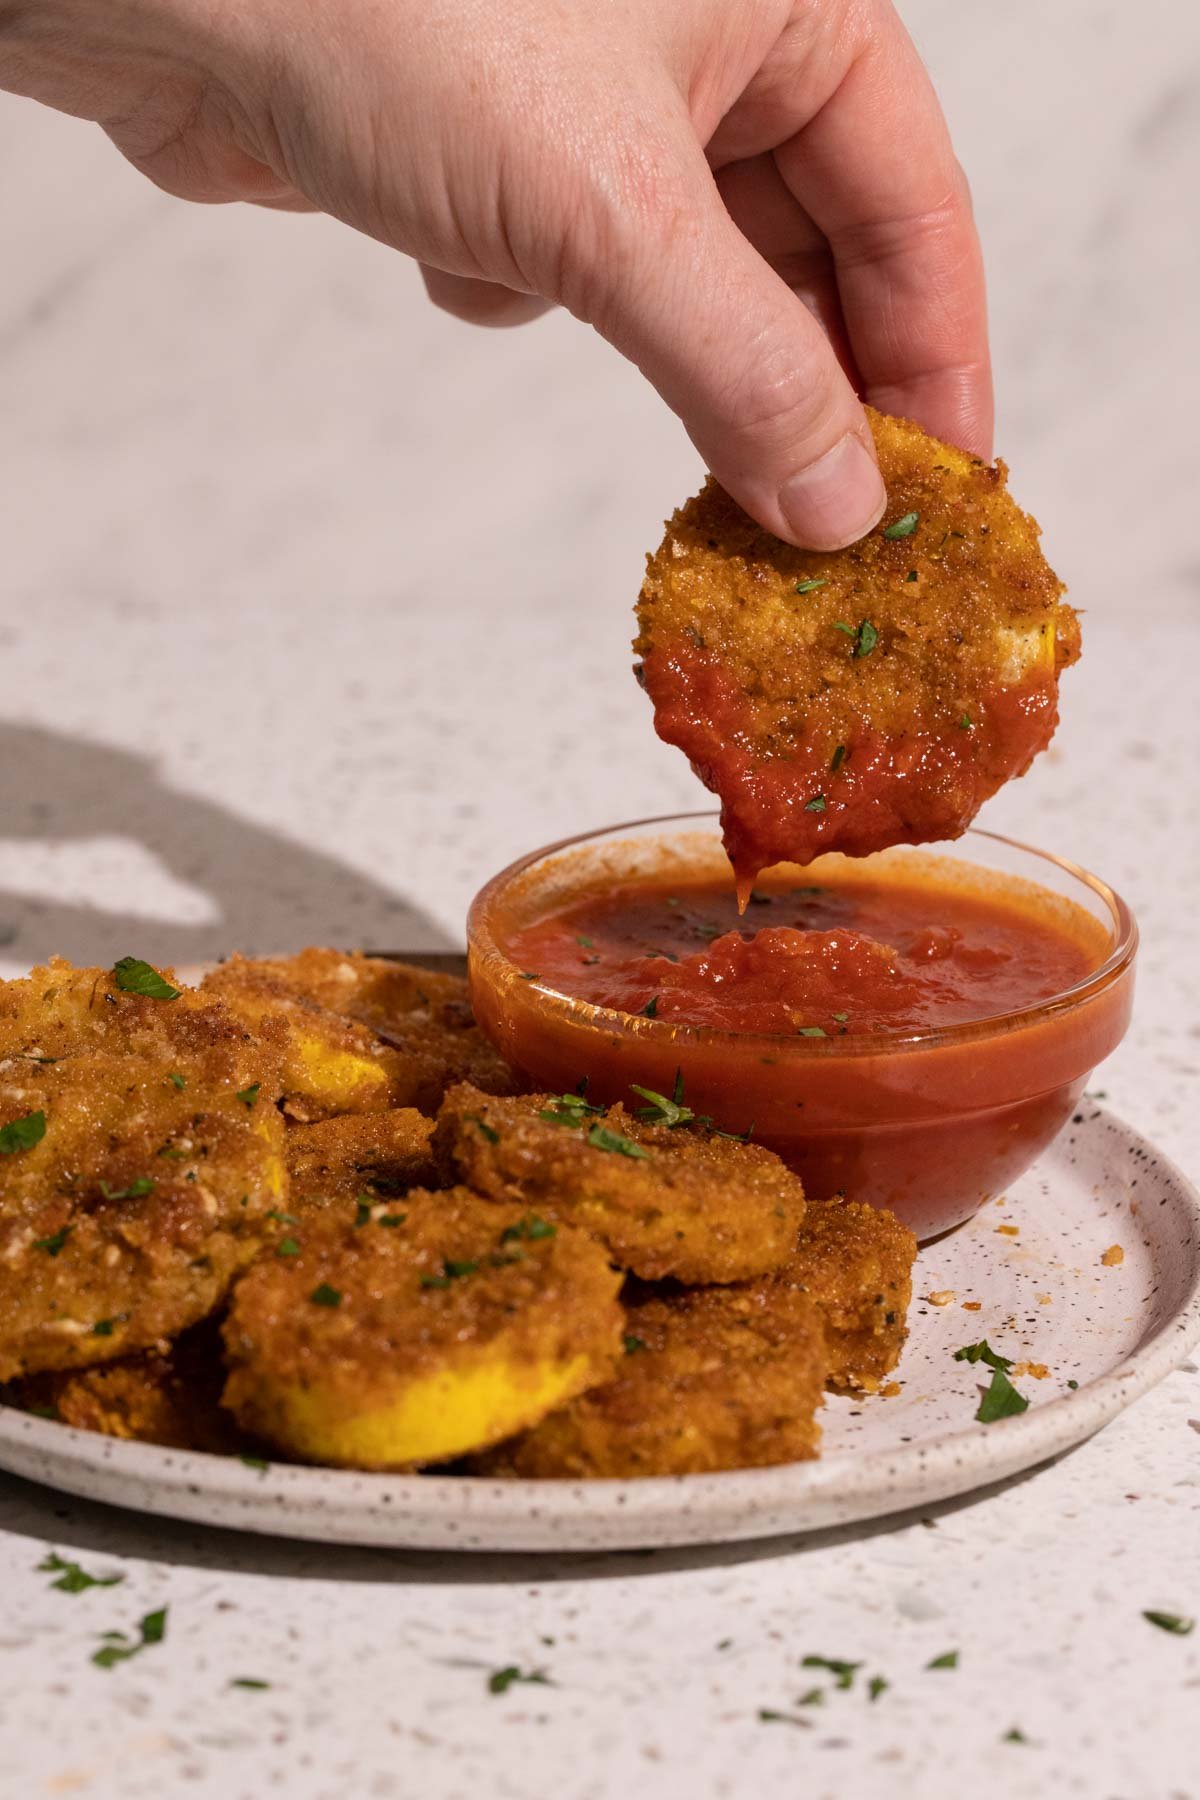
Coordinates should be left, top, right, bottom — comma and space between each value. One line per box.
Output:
867, 1675, 889, 1702
927, 1650, 959, 1669
0, 1111, 46, 1155
92, 1607, 168, 1670
39, 1552, 124, 1595
758, 1708, 812, 1728
112, 958, 180, 1001
230, 1677, 271, 1689
1143, 1611, 1195, 1635
487, 1665, 553, 1695
800, 1655, 861, 1690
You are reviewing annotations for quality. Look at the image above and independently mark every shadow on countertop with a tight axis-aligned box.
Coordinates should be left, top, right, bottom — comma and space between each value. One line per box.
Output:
0, 719, 451, 964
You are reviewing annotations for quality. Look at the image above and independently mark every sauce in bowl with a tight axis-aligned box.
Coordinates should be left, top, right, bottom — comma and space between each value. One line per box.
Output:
468, 818, 1136, 1239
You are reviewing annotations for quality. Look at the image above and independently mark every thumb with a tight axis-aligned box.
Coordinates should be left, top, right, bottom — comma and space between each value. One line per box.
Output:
584, 166, 886, 550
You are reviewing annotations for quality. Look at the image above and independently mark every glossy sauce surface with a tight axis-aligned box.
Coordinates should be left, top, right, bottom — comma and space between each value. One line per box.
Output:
508, 872, 1105, 1037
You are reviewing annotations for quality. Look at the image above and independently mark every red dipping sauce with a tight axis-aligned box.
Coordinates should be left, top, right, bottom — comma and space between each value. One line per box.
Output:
468, 819, 1136, 1239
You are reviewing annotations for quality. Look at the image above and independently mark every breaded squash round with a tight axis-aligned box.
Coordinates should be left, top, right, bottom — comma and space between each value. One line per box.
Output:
475, 1279, 825, 1478
221, 1188, 623, 1469
6, 1321, 242, 1453
774, 1198, 916, 1392
434, 1084, 807, 1283
206, 950, 521, 1116
0, 1024, 287, 1380
286, 1109, 438, 1206
635, 406, 1080, 889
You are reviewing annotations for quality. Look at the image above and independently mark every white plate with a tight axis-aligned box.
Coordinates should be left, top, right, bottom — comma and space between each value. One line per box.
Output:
1, 1107, 1197, 1551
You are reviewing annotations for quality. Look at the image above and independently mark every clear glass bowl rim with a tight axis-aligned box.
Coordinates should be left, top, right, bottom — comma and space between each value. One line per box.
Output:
467, 811, 1139, 1057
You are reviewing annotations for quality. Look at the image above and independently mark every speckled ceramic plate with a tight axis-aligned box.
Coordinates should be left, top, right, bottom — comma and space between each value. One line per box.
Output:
1, 1106, 1197, 1551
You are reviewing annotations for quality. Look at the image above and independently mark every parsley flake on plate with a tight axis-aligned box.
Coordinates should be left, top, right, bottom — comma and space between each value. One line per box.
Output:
92, 1607, 167, 1670
975, 1365, 1029, 1423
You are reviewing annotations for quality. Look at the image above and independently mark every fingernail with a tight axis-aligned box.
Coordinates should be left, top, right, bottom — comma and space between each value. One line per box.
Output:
778, 433, 887, 550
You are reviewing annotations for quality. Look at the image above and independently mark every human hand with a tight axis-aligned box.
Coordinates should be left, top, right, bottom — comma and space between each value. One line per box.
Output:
1, 0, 990, 548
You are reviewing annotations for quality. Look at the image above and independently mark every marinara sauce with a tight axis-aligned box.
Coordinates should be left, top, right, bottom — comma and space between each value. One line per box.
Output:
507, 874, 1099, 1038
470, 843, 1134, 1239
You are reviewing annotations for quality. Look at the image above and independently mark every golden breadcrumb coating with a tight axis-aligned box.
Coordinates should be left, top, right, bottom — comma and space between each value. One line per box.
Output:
222, 1187, 623, 1468
635, 406, 1080, 886
287, 1109, 438, 1205
5, 1321, 244, 1453
433, 1083, 806, 1283
475, 1278, 825, 1478
0, 963, 287, 1381
775, 1197, 916, 1392
204, 950, 521, 1117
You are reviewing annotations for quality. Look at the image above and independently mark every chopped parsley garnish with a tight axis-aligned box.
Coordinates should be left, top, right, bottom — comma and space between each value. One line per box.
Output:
236, 1083, 260, 1109
266, 1209, 298, 1225
576, 935, 595, 949
905, 569, 919, 581
1066, 1378, 1079, 1390
1143, 1610, 1194, 1635
167, 1071, 186, 1091
92, 1607, 168, 1670
954, 1339, 1013, 1373
0, 1110, 46, 1155
378, 1213, 405, 1228
98, 1177, 155, 1200
538, 1093, 603, 1128
111, 958, 180, 1001
309, 1283, 342, 1307
630, 1073, 695, 1128
422, 1259, 478, 1288
853, 619, 879, 659
501, 1215, 556, 1243
882, 511, 919, 539
587, 1123, 650, 1159
927, 1650, 959, 1669
830, 743, 846, 773
797, 1688, 825, 1706
832, 1011, 849, 1023
487, 1666, 552, 1695
758, 1709, 811, 1728
794, 578, 828, 595
832, 620, 856, 637
623, 1334, 648, 1355
421, 1274, 451, 1290
354, 1198, 373, 1227
518, 971, 540, 982
91, 1318, 123, 1337
959, 713, 974, 729
466, 1112, 500, 1143
804, 794, 827, 814
230, 1677, 271, 1689
240, 1455, 269, 1472
641, 996, 659, 1019
276, 1237, 301, 1258
34, 1226, 71, 1257
1002, 1728, 1030, 1744
39, 1552, 124, 1595
975, 1365, 1029, 1423
797, 1026, 827, 1038
800, 1656, 861, 1690
867, 1676, 889, 1702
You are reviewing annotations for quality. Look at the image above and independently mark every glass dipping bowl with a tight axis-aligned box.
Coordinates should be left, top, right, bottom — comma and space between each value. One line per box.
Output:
467, 814, 1137, 1240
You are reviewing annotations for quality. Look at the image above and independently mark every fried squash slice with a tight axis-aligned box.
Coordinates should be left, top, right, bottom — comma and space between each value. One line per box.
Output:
221, 1188, 623, 1468
0, 962, 287, 1381
286, 1109, 438, 1206
475, 1278, 826, 1478
635, 406, 1080, 891
775, 1197, 917, 1392
433, 1083, 807, 1283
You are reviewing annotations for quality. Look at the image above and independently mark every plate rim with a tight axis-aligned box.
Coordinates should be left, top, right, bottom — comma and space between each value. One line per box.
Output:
3, 1106, 1198, 1550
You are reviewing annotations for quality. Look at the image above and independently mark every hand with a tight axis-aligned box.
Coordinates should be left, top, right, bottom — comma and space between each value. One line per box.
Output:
1, 0, 990, 548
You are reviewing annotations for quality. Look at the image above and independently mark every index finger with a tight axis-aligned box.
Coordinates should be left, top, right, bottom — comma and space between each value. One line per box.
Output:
772, 9, 992, 457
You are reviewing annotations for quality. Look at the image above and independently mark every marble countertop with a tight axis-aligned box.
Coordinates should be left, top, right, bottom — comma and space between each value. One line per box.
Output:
1, 0, 1198, 1793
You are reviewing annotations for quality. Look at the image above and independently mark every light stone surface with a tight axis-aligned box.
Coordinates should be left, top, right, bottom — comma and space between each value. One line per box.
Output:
1, 0, 1198, 1793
